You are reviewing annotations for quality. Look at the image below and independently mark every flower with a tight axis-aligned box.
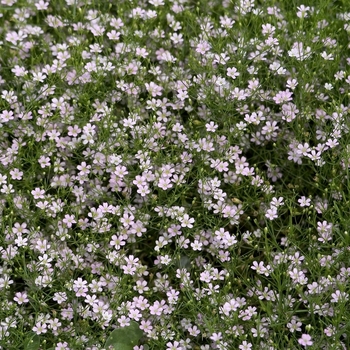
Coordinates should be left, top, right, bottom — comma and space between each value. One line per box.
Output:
298, 334, 313, 347
179, 214, 195, 228
239, 341, 253, 350
14, 292, 29, 304
288, 42, 312, 60
298, 196, 311, 207
273, 90, 293, 104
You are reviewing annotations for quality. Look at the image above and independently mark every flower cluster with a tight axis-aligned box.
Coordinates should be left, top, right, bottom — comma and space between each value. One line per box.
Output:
0, 0, 350, 349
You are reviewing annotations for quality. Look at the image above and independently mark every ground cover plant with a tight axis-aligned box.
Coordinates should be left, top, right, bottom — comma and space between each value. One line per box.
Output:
1, 0, 350, 349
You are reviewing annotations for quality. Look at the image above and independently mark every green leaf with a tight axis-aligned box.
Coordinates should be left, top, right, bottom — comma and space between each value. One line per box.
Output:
105, 321, 143, 350
24, 334, 40, 350
178, 254, 191, 270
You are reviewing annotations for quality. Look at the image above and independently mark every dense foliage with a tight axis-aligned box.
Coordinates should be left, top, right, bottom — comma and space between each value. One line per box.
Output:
1, 0, 350, 349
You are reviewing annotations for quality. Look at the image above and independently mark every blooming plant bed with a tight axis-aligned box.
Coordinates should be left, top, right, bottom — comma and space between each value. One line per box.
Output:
1, 0, 350, 349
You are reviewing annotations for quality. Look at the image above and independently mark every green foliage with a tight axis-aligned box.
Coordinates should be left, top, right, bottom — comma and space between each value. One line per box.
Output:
24, 334, 40, 350
104, 321, 143, 350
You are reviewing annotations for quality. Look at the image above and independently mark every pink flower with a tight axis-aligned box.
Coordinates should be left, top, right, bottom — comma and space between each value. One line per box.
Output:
145, 82, 163, 97
33, 321, 47, 335
166, 341, 182, 350
31, 188, 46, 199
117, 315, 130, 327
179, 214, 195, 228
55, 342, 70, 350
149, 300, 166, 316
14, 292, 29, 304
62, 214, 76, 228
10, 168, 23, 180
265, 207, 278, 220
157, 177, 173, 190
251, 261, 271, 276
239, 341, 252, 350
273, 89, 293, 104
196, 40, 211, 54
227, 67, 240, 79
288, 42, 312, 60
298, 334, 313, 347
298, 196, 311, 207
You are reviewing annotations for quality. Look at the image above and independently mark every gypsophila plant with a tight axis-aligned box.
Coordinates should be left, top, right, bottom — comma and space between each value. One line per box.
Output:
1, 0, 350, 349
